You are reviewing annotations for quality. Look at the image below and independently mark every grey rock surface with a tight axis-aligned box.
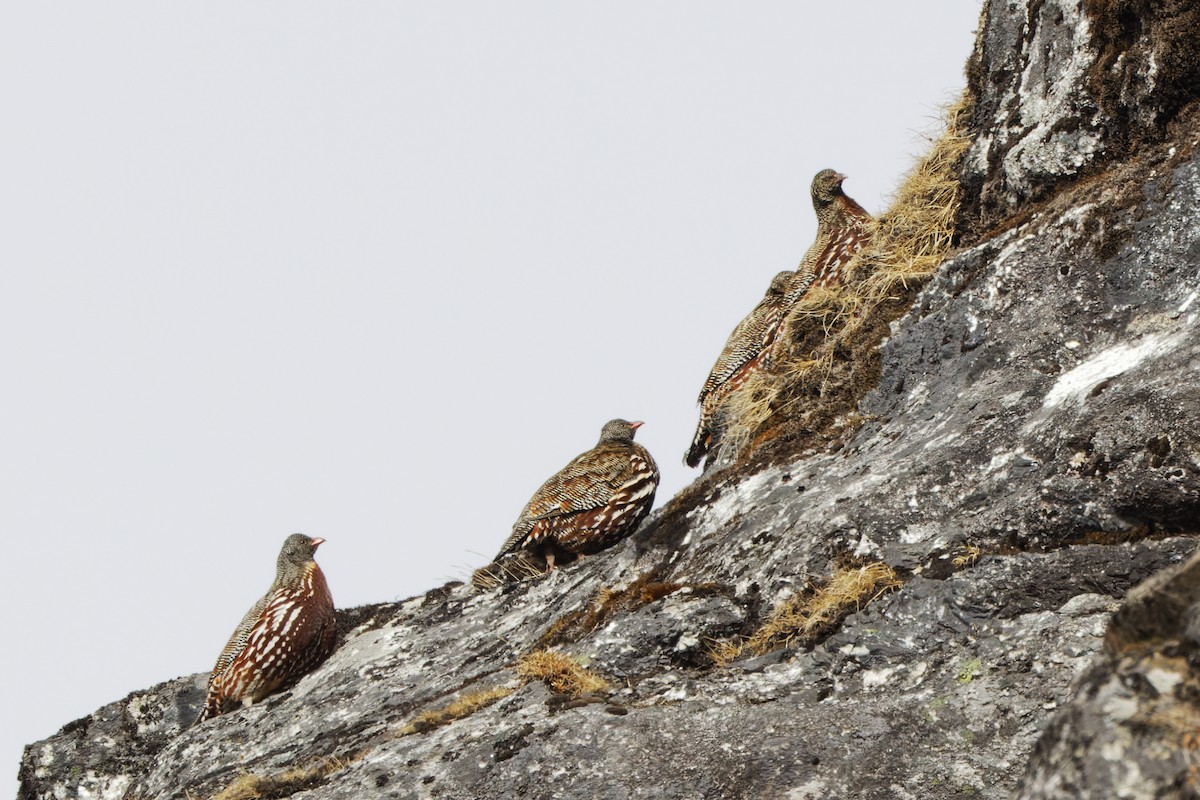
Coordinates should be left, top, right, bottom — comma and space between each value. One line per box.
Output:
19, 2, 1200, 798
1015, 549, 1200, 799
964, 0, 1104, 221
962, 0, 1200, 228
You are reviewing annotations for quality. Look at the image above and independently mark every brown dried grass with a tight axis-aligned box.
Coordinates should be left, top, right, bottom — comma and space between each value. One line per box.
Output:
719, 92, 974, 464
470, 550, 547, 591
952, 544, 983, 569
399, 685, 515, 735
516, 649, 609, 696
710, 563, 903, 666
205, 754, 358, 800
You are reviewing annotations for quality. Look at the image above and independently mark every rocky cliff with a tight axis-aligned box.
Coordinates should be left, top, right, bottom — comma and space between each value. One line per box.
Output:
19, 2, 1200, 798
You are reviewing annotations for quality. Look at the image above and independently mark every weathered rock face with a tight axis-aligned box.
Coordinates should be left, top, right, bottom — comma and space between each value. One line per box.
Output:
19, 2, 1200, 799
1015, 549, 1200, 799
961, 0, 1200, 229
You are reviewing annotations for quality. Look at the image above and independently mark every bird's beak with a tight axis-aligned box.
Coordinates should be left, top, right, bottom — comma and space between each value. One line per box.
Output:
311, 537, 326, 549
835, 172, 847, 183
630, 421, 644, 430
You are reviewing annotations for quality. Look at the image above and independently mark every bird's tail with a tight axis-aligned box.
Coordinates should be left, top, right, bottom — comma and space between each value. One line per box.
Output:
685, 416, 711, 468
195, 690, 221, 725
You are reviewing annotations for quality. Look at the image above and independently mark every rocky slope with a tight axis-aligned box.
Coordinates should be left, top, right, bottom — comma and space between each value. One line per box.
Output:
19, 2, 1200, 798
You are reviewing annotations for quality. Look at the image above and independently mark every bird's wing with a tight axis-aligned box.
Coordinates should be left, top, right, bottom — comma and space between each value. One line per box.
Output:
697, 291, 787, 404
495, 445, 635, 557
786, 204, 873, 306
785, 230, 834, 306
209, 593, 271, 680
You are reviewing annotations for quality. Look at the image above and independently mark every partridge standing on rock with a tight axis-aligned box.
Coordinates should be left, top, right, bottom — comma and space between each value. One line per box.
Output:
685, 271, 793, 468
199, 534, 337, 722
781, 169, 873, 309
494, 419, 659, 570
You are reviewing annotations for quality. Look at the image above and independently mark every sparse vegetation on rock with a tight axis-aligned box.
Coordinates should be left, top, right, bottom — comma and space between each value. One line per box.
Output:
18, 2, 1200, 798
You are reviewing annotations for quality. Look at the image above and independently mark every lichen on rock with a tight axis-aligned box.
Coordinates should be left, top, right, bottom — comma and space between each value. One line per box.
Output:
18, 2, 1200, 798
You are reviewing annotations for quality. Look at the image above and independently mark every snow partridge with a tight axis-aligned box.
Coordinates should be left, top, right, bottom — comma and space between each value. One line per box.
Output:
685, 271, 792, 467
198, 534, 337, 721
495, 419, 659, 570
782, 169, 873, 308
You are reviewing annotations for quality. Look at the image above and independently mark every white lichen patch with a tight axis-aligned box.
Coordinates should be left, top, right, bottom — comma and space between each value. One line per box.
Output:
964, 0, 1104, 209
837, 469, 892, 503
904, 661, 930, 689
899, 525, 938, 545
1040, 331, 1186, 410
1004, 1, 1101, 183
71, 771, 133, 800
127, 692, 174, 737
853, 532, 881, 557
661, 684, 690, 702
1057, 593, 1116, 617
1054, 202, 1097, 232
984, 231, 1037, 307
862, 665, 901, 689
905, 380, 930, 408
786, 777, 829, 799
949, 760, 984, 795
685, 468, 778, 534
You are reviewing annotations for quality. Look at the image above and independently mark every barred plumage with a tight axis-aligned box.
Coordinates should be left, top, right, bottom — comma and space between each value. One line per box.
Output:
198, 534, 337, 722
495, 419, 659, 570
780, 169, 873, 311
686, 170, 873, 469
685, 272, 792, 468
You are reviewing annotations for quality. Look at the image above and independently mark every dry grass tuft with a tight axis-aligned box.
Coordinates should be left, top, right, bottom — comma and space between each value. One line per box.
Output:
715, 370, 787, 458
718, 92, 975, 465
208, 773, 267, 800
206, 755, 358, 800
706, 638, 746, 669
516, 649, 609, 696
711, 563, 903, 665
858, 96, 973, 293
952, 544, 983, 569
470, 550, 547, 591
399, 685, 515, 735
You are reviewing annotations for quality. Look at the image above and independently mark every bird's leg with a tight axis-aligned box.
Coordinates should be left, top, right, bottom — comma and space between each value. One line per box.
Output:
544, 552, 556, 571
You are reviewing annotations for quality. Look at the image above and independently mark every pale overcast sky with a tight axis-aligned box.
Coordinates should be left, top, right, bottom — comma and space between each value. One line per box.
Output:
1, 2, 982, 785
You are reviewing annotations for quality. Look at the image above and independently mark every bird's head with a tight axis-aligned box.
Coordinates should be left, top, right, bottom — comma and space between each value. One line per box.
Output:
810, 169, 847, 212
767, 271, 793, 295
599, 418, 643, 444
276, 533, 324, 580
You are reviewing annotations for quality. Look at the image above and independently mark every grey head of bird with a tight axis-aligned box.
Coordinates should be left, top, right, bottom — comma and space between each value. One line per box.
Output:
767, 271, 793, 296
276, 533, 324, 582
810, 168, 848, 221
598, 418, 643, 444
